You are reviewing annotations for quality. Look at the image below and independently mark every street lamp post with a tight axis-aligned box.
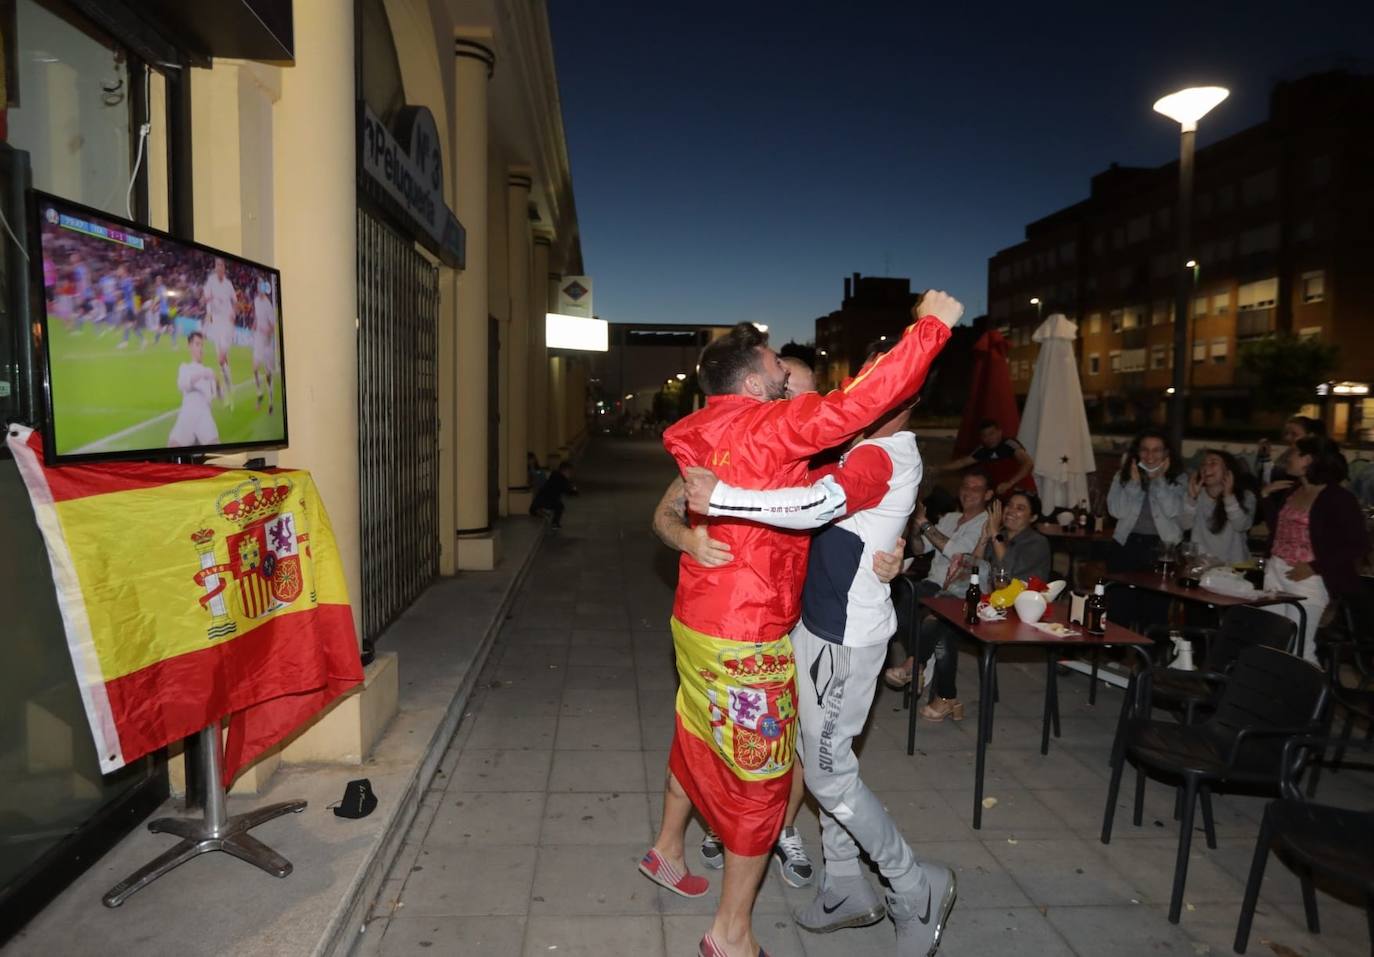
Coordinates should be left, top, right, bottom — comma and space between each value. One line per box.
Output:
1154, 86, 1228, 451
1030, 297, 1043, 320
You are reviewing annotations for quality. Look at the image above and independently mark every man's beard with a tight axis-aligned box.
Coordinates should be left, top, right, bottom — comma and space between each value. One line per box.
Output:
766, 379, 789, 401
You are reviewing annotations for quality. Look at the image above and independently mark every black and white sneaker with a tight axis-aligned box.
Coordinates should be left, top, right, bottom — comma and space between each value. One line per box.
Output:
699, 829, 724, 870
772, 825, 814, 887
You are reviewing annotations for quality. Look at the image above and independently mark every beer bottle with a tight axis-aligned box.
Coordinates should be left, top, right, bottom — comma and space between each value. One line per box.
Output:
1086, 580, 1107, 636
964, 573, 982, 626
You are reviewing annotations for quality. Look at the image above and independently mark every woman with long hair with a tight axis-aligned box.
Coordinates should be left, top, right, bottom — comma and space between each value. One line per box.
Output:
1180, 449, 1257, 563
1262, 436, 1368, 665
1105, 428, 1188, 628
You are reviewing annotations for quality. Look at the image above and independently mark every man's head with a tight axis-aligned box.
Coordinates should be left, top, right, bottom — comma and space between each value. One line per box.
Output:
978, 419, 1003, 448
187, 330, 204, 362
697, 322, 787, 401
214, 257, 226, 279
781, 356, 816, 397
958, 468, 993, 514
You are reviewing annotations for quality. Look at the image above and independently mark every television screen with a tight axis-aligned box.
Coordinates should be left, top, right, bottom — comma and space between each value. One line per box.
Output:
31, 192, 288, 463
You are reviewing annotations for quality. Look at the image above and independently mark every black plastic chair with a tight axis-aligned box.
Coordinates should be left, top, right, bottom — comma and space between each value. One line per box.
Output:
1101, 645, 1329, 924
1234, 719, 1374, 954
1144, 606, 1298, 724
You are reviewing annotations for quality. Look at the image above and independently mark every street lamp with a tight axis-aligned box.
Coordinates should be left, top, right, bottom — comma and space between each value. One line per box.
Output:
1154, 85, 1228, 450
1030, 297, 1043, 319
675, 373, 687, 381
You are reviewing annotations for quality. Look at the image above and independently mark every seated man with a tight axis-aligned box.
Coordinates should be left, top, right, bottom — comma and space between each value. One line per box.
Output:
684, 393, 958, 956
883, 469, 992, 691
941, 419, 1035, 496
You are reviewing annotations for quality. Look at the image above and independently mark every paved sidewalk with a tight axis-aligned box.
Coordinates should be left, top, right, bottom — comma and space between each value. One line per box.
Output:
362, 436, 1371, 957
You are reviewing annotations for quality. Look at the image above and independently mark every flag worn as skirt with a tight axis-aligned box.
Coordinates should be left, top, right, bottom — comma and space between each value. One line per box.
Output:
667, 616, 796, 856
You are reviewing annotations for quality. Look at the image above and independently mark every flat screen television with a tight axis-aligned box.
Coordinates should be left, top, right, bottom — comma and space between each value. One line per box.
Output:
29, 192, 288, 463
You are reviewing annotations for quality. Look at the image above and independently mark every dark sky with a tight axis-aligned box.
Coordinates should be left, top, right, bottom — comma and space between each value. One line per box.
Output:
548, 1, 1373, 347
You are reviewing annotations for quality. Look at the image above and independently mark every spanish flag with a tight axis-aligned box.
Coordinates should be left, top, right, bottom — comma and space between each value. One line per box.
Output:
667, 617, 796, 856
6, 426, 363, 785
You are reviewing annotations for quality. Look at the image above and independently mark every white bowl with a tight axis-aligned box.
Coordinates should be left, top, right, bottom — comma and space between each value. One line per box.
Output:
1014, 590, 1048, 624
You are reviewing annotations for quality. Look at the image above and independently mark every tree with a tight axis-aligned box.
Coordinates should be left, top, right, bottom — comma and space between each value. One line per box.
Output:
1237, 334, 1339, 414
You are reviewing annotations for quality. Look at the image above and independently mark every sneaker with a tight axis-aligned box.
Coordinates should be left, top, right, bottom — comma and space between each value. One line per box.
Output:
772, 825, 814, 887
889, 863, 957, 956
699, 830, 724, 870
794, 875, 886, 934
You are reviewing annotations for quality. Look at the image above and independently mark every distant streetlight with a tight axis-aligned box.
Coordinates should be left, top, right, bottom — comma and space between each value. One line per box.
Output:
675, 373, 686, 381
1030, 297, 1043, 319
1155, 85, 1229, 451
879, 335, 887, 341
818, 349, 828, 357
624, 393, 633, 400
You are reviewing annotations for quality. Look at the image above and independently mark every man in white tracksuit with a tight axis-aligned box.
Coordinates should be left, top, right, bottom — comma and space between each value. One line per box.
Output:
684, 397, 957, 957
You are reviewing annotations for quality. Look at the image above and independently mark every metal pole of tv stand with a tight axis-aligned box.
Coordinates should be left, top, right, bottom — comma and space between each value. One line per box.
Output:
102, 720, 307, 907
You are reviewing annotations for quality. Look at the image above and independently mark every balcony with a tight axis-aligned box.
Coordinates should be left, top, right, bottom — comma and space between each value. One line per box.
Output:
1235, 307, 1275, 340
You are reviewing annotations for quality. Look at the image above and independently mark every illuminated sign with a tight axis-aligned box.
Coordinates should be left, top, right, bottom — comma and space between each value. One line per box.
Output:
546, 313, 608, 352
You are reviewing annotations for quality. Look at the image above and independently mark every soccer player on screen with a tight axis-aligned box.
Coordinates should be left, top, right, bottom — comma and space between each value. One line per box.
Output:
150, 273, 175, 347
167, 331, 220, 448
97, 270, 119, 337
116, 266, 146, 350
251, 280, 277, 414
203, 257, 239, 406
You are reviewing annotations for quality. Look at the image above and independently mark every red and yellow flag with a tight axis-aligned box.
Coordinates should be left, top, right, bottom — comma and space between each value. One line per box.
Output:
7, 426, 363, 785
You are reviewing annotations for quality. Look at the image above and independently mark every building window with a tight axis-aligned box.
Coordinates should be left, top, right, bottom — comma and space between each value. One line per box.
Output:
1122, 348, 1146, 373
1238, 278, 1279, 310
1299, 326, 1322, 341
1211, 337, 1229, 364
1242, 168, 1278, 206
1194, 296, 1208, 318
1109, 351, 1122, 373
1089, 353, 1101, 376
1151, 344, 1168, 370
1238, 223, 1281, 255
1087, 313, 1102, 335
1302, 270, 1325, 303
1110, 310, 1123, 333
1122, 307, 1142, 331
1212, 292, 1230, 314
1193, 340, 1207, 363
1152, 300, 1171, 326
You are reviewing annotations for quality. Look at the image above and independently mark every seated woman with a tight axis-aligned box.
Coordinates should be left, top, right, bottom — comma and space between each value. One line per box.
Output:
1179, 448, 1257, 563
1105, 428, 1187, 629
884, 490, 1052, 720
1261, 436, 1368, 665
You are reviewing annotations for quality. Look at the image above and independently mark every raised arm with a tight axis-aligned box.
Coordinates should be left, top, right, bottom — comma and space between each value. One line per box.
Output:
761, 293, 961, 457
651, 477, 732, 567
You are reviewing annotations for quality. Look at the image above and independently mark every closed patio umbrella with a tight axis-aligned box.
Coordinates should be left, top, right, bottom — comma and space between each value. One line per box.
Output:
1018, 313, 1096, 511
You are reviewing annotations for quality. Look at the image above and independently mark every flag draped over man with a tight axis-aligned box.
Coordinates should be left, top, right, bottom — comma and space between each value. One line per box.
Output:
6, 426, 363, 784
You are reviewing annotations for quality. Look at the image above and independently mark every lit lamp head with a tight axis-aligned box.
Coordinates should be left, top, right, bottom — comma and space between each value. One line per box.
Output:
1153, 86, 1229, 132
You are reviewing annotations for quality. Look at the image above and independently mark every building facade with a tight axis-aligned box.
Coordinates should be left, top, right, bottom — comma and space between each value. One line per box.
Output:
0, 0, 590, 935
814, 273, 924, 390
987, 70, 1374, 439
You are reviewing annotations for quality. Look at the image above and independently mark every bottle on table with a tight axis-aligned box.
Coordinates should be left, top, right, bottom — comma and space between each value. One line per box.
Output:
1085, 580, 1107, 636
964, 573, 982, 626
1076, 500, 1089, 535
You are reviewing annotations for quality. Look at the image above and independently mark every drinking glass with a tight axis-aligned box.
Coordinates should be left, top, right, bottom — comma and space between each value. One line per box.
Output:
991, 563, 1012, 591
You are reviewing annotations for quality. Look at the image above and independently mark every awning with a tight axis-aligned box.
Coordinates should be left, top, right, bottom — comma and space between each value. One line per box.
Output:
68, 0, 293, 67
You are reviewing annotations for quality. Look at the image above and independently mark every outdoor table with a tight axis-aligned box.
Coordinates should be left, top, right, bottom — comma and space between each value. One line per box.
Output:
1035, 521, 1114, 582
918, 595, 1153, 829
1103, 570, 1308, 658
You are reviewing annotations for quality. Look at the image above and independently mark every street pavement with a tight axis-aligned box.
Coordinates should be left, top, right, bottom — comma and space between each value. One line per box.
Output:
360, 435, 1370, 957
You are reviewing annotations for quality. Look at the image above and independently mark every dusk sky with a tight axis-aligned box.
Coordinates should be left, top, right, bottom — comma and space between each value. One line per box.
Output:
548, 1, 1373, 347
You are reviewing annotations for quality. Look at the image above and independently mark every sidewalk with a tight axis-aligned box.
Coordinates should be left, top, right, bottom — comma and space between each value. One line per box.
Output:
4, 515, 545, 957
356, 436, 1371, 956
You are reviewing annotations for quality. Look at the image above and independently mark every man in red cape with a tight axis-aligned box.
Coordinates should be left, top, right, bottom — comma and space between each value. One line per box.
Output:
639, 292, 963, 957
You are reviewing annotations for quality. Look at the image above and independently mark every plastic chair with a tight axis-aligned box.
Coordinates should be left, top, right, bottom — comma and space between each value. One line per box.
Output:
1234, 717, 1374, 954
1144, 606, 1298, 724
1101, 645, 1329, 923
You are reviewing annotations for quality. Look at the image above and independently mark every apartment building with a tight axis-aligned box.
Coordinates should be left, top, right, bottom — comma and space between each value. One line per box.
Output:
987, 70, 1374, 439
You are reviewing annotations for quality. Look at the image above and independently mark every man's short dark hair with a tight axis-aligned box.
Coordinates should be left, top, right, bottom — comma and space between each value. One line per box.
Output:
1296, 436, 1347, 485
978, 418, 1000, 432
961, 467, 991, 489
188, 331, 203, 344
698, 322, 767, 396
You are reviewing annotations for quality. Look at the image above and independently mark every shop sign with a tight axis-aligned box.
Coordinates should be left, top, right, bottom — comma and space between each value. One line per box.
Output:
556, 275, 594, 318
358, 102, 464, 267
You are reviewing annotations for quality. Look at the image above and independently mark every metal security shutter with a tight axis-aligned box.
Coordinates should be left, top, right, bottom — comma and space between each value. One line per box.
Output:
357, 208, 439, 643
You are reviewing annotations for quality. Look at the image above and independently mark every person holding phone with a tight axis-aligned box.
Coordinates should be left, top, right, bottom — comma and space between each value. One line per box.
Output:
1105, 429, 1187, 628
1179, 449, 1257, 563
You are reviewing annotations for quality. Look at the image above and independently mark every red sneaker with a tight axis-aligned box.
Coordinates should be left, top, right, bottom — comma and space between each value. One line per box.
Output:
638, 848, 709, 898
699, 934, 768, 957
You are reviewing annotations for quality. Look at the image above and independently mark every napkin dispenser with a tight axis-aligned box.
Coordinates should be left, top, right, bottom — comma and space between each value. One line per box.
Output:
1069, 591, 1088, 625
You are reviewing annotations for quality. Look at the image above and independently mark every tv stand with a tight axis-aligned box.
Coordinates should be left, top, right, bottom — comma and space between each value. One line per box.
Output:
102, 720, 306, 907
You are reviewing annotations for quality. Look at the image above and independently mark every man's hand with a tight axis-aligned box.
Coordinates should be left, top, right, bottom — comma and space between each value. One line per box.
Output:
685, 525, 732, 567
683, 466, 720, 515
915, 289, 964, 329
914, 500, 928, 526
872, 538, 905, 583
